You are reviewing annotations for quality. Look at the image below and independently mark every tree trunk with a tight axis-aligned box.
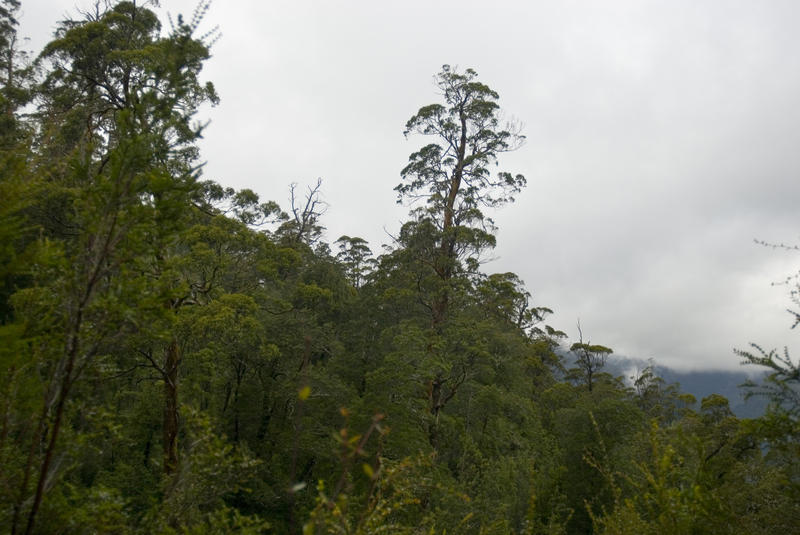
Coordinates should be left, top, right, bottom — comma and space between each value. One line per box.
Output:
163, 338, 180, 475
233, 370, 242, 443
431, 108, 467, 330
431, 293, 449, 328
21, 320, 82, 535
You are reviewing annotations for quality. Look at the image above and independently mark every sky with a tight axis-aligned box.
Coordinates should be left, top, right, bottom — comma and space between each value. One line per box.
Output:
24, 0, 800, 371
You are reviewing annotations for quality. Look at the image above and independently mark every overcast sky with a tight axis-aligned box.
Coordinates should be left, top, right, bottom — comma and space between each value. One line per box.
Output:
25, 1, 800, 371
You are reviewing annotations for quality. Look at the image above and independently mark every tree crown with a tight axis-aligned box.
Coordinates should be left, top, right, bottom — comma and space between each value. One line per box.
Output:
396, 65, 525, 234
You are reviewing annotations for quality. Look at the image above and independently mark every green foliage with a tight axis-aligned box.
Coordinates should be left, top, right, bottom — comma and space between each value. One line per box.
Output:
735, 258, 800, 505
567, 337, 613, 392
737, 343, 800, 418
335, 236, 375, 289
395, 65, 526, 329
142, 408, 267, 533
631, 363, 688, 423
2, 6, 796, 533
589, 401, 800, 535
303, 413, 473, 535
397, 65, 526, 223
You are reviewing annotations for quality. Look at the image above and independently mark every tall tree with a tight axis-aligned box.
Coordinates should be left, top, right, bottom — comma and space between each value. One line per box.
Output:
334, 235, 373, 289
396, 64, 525, 328
4, 2, 218, 531
0, 0, 27, 137
277, 179, 327, 246
387, 66, 530, 448
567, 322, 613, 392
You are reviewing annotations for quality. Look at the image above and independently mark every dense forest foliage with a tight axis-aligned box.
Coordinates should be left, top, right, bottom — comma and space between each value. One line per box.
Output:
1, 2, 798, 533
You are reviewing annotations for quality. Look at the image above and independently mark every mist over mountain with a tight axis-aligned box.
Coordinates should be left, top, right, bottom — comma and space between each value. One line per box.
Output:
612, 356, 769, 418
555, 347, 768, 418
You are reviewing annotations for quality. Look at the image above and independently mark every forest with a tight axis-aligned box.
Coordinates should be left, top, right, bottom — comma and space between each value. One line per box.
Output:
1, 1, 799, 533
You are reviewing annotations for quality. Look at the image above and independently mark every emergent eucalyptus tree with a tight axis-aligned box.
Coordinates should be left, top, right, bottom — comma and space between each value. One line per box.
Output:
396, 64, 525, 328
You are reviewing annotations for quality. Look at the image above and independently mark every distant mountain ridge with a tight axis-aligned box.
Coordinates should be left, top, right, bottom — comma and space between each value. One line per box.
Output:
558, 350, 770, 418
614, 357, 770, 418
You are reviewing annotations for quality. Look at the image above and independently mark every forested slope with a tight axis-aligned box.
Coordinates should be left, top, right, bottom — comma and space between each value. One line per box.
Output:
1, 2, 798, 533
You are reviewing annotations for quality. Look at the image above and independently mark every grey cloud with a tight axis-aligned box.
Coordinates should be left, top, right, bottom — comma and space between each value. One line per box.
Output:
28, 0, 800, 370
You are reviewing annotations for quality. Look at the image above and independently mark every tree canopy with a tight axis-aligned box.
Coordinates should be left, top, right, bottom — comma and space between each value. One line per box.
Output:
0, 3, 797, 534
